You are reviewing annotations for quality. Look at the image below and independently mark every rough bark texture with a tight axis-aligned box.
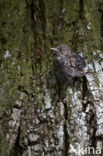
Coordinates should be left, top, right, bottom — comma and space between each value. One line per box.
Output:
0, 0, 103, 155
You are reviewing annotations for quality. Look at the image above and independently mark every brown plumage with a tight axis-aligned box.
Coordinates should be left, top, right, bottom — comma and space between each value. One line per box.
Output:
51, 44, 86, 84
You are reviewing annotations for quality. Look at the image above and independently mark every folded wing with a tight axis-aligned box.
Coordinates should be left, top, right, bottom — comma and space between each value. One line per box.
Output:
69, 52, 86, 70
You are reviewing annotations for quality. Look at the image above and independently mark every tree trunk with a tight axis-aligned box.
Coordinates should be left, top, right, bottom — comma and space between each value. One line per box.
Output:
0, 0, 103, 155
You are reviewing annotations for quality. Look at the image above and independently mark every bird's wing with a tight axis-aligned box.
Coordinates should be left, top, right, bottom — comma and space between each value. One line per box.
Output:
58, 55, 86, 77
64, 67, 85, 78
55, 57, 85, 79
69, 53, 86, 70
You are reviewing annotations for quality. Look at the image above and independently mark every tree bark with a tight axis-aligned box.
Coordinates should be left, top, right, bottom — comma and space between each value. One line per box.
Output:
0, 0, 103, 155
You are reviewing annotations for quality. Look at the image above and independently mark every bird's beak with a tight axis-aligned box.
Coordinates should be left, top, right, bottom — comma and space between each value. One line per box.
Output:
50, 48, 59, 52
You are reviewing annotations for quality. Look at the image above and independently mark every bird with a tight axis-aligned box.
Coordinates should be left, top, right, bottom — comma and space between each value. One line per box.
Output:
51, 44, 86, 85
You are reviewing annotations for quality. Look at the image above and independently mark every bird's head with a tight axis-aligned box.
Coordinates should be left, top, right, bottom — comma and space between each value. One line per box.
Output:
51, 44, 71, 56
